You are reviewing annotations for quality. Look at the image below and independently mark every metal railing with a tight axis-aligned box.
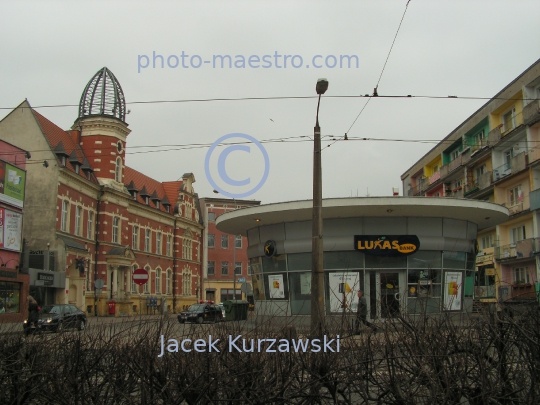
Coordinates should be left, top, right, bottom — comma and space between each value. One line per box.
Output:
501, 194, 530, 215
493, 152, 527, 181
495, 237, 539, 260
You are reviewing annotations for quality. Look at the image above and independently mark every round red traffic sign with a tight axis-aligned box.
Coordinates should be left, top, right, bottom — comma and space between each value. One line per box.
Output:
133, 268, 149, 286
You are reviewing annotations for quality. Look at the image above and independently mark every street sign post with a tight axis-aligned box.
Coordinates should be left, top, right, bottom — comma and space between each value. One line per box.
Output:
132, 269, 149, 317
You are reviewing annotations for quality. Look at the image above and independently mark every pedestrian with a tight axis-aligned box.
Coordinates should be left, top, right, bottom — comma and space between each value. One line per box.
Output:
355, 290, 377, 334
27, 295, 40, 329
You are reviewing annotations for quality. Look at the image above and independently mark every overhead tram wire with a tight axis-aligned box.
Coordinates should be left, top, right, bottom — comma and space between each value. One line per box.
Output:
329, 0, 413, 153
0, 93, 532, 111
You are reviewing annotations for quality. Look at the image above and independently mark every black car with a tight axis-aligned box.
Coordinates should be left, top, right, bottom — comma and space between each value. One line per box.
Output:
23, 304, 87, 334
178, 302, 223, 324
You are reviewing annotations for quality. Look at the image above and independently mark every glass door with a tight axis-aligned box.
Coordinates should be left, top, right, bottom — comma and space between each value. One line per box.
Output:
380, 272, 401, 318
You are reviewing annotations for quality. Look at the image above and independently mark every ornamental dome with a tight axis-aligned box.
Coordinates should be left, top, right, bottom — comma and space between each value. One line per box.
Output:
78, 67, 126, 122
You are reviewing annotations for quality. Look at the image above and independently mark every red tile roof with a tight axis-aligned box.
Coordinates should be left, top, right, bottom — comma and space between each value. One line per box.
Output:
32, 109, 98, 184
123, 167, 181, 211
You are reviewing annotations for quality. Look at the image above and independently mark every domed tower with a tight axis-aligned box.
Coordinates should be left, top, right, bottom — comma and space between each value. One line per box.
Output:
73, 67, 131, 189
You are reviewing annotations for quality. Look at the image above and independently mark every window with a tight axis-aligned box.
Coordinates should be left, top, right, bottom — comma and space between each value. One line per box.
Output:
235, 235, 242, 248
61, 200, 69, 232
504, 149, 514, 167
221, 261, 229, 275
208, 212, 216, 221
131, 265, 138, 293
166, 235, 172, 256
156, 233, 162, 255
247, 262, 252, 275
221, 235, 229, 248
144, 266, 150, 293
475, 130, 486, 148
208, 261, 215, 276
87, 211, 94, 239
450, 149, 460, 161
182, 271, 191, 295
115, 157, 122, 182
509, 185, 523, 206
208, 234, 215, 248
475, 164, 487, 179
112, 217, 120, 244
502, 108, 516, 132
235, 262, 242, 275
480, 234, 493, 249
166, 270, 172, 294
75, 206, 82, 236
221, 289, 241, 301
513, 267, 530, 285
183, 239, 192, 260
132, 226, 139, 250
145, 229, 151, 252
510, 225, 526, 244
156, 268, 161, 294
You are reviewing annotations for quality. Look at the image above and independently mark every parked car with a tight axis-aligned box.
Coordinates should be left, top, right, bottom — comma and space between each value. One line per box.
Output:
177, 301, 223, 324
23, 304, 87, 334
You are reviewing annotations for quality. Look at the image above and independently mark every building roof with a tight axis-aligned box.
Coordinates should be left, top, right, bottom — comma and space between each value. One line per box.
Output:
32, 109, 99, 184
216, 197, 510, 236
123, 166, 181, 211
78, 67, 127, 123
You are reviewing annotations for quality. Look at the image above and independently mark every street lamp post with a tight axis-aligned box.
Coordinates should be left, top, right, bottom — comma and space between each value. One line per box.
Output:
311, 78, 328, 336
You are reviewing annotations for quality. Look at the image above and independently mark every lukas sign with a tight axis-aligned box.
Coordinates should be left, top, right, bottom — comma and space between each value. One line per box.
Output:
354, 235, 420, 257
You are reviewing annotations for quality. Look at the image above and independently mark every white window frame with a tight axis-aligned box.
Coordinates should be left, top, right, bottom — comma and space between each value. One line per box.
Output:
208, 234, 215, 248
475, 164, 487, 180
509, 185, 523, 206
183, 238, 192, 260
156, 232, 162, 255
502, 108, 516, 132
155, 268, 161, 294
450, 149, 460, 161
182, 271, 191, 295
221, 261, 229, 275
75, 206, 82, 236
87, 211, 94, 239
480, 234, 493, 249
235, 235, 242, 249
166, 235, 172, 257
510, 225, 526, 244
132, 225, 139, 250
61, 200, 69, 232
513, 267, 530, 285
208, 212, 216, 221
145, 229, 151, 252
475, 130, 486, 148
144, 266, 151, 293
234, 262, 242, 275
166, 270, 171, 294
221, 235, 229, 249
208, 261, 215, 276
131, 265, 138, 293
112, 217, 120, 244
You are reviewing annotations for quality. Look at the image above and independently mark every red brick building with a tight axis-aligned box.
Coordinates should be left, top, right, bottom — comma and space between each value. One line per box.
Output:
0, 67, 203, 316
200, 197, 260, 303
0, 140, 29, 322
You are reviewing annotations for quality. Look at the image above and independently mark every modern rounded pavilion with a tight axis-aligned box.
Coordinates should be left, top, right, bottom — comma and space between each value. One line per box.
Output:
216, 197, 509, 321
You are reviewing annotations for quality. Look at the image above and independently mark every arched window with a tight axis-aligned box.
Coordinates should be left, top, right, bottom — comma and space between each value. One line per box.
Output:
166, 269, 172, 295
115, 157, 122, 182
155, 268, 161, 294
182, 267, 192, 296
144, 265, 151, 293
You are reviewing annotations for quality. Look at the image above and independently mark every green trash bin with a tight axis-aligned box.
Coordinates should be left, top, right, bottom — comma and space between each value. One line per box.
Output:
223, 300, 249, 321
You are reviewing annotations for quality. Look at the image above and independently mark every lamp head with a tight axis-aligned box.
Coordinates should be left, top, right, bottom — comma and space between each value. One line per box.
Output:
316, 78, 329, 95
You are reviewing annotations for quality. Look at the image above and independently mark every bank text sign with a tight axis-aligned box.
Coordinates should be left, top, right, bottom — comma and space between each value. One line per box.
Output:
354, 235, 420, 257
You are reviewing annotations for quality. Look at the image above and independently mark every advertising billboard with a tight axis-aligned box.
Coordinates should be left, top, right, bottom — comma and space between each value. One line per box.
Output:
0, 161, 25, 208
0, 208, 23, 252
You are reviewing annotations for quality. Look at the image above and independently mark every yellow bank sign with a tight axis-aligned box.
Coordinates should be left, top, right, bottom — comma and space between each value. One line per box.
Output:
354, 235, 420, 257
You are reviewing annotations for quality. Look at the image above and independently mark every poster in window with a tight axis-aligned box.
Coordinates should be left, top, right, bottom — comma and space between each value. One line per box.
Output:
443, 271, 463, 311
328, 272, 361, 313
0, 208, 22, 252
268, 274, 284, 299
300, 273, 311, 295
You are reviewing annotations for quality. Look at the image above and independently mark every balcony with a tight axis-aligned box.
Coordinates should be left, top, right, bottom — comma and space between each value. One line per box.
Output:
448, 155, 463, 173
413, 177, 427, 195
530, 188, 540, 211
493, 152, 527, 181
464, 171, 493, 195
511, 284, 537, 299
428, 170, 441, 185
487, 126, 502, 147
495, 237, 539, 260
523, 99, 540, 126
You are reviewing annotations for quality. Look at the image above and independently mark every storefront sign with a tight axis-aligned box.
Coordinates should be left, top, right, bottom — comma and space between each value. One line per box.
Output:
37, 272, 54, 286
354, 235, 420, 256
0, 208, 23, 252
476, 253, 493, 265
263, 240, 277, 257
0, 161, 25, 208
0, 269, 17, 279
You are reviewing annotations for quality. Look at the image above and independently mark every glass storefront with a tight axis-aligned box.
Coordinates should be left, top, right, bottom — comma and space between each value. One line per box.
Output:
251, 250, 476, 317
0, 281, 21, 314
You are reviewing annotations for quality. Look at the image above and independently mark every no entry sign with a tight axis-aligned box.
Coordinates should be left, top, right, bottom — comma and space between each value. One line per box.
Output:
133, 268, 149, 286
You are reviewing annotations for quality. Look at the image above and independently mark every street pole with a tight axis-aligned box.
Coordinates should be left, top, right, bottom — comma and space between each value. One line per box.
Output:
233, 198, 237, 301
311, 78, 328, 337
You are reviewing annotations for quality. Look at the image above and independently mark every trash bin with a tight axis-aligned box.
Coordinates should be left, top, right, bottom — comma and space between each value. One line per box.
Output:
223, 300, 249, 321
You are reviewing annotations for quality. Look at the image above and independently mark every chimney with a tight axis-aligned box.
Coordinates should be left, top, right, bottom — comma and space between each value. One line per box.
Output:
392, 187, 399, 196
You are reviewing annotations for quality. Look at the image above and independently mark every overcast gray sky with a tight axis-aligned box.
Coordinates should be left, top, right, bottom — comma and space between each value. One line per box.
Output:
2, 0, 539, 204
